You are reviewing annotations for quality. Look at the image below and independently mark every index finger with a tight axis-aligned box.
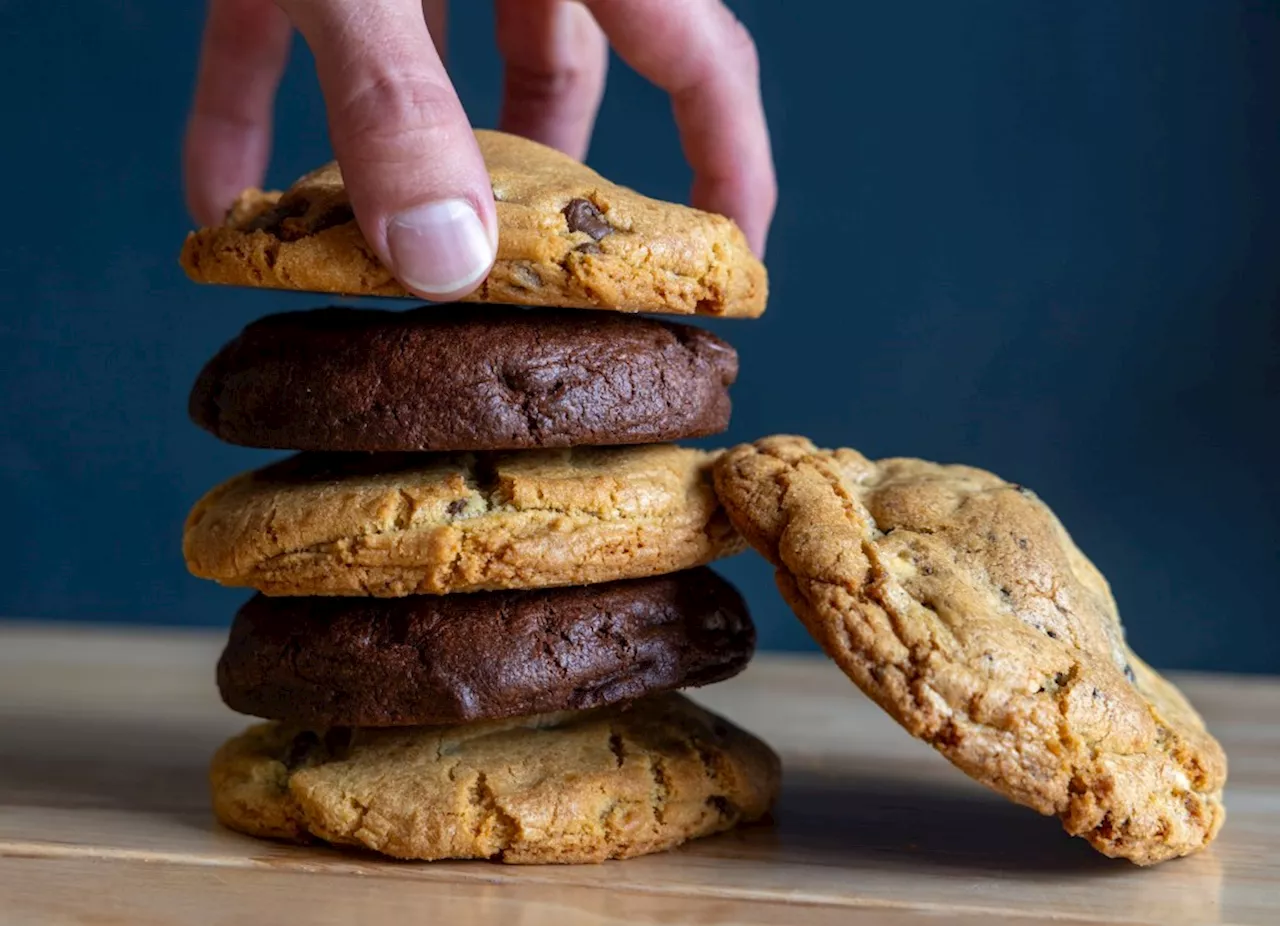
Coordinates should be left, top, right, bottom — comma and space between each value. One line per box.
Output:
582, 0, 775, 255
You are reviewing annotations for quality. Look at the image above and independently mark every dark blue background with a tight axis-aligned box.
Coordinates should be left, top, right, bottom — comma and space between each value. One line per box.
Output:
1, 2, 1277, 671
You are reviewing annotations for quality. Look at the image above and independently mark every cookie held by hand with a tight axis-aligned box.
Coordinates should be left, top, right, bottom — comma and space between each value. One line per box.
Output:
714, 435, 1226, 865
180, 130, 767, 317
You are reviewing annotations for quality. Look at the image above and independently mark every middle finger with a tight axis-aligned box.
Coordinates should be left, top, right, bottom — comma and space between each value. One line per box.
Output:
495, 0, 609, 160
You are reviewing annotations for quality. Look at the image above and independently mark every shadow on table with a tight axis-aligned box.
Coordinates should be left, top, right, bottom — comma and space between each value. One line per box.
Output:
0, 712, 1231, 923
0, 713, 1142, 873
682, 766, 1227, 925
0, 710, 1105, 873
735, 766, 1116, 873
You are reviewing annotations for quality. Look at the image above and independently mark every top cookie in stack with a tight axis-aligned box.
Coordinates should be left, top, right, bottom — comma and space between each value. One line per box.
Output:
181, 129, 767, 317
181, 131, 780, 864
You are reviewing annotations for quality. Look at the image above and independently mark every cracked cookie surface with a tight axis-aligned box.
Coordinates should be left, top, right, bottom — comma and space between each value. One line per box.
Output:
209, 693, 780, 863
180, 130, 767, 317
218, 569, 755, 727
190, 305, 737, 452
184, 444, 743, 596
714, 435, 1226, 865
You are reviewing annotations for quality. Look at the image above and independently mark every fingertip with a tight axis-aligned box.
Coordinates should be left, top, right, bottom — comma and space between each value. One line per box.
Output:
584, 0, 775, 258
290, 0, 501, 298
183, 113, 270, 226
183, 133, 224, 227
692, 176, 774, 260
737, 217, 770, 261
745, 200, 775, 259
183, 129, 226, 227
385, 197, 498, 301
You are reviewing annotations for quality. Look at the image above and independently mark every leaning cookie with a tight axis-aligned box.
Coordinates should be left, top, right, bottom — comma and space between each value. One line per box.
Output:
190, 306, 737, 452
714, 435, 1226, 865
184, 445, 743, 597
210, 693, 780, 863
180, 130, 766, 318
218, 569, 755, 727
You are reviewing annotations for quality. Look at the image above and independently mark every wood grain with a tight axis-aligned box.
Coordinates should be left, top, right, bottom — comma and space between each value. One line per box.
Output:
0, 624, 1274, 925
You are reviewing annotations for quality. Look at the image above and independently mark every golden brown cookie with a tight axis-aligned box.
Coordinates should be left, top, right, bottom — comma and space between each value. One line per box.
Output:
714, 435, 1227, 865
209, 693, 781, 863
184, 445, 743, 596
180, 130, 767, 318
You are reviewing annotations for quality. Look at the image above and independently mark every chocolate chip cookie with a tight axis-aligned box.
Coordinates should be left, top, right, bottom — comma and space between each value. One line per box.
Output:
209, 693, 780, 863
190, 306, 737, 452
714, 435, 1227, 865
180, 130, 767, 317
218, 568, 754, 727
184, 444, 743, 597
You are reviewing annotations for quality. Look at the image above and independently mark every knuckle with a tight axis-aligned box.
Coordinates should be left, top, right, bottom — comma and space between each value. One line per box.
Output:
330, 72, 461, 152
506, 64, 595, 111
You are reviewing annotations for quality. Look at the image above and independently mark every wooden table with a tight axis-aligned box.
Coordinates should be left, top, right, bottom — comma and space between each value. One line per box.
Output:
0, 624, 1275, 925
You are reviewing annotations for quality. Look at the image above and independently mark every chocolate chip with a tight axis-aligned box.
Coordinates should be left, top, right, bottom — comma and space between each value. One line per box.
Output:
275, 220, 312, 243
446, 498, 467, 516
245, 198, 309, 234
284, 730, 321, 769
243, 210, 277, 232
575, 241, 602, 255
1124, 663, 1137, 684
563, 198, 612, 241
511, 263, 542, 289
312, 203, 355, 233
706, 795, 734, 818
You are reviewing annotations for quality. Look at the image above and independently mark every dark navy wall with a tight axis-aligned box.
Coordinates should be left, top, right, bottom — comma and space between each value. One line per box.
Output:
1, 2, 1276, 671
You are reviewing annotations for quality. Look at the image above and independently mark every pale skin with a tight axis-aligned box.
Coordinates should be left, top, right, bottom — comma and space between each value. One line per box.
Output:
183, 0, 777, 301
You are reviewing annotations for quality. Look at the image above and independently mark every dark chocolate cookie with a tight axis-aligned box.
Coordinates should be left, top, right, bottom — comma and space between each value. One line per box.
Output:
190, 306, 737, 452
217, 568, 755, 726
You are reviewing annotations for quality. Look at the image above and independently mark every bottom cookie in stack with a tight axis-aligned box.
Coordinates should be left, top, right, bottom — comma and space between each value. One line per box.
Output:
209, 569, 781, 863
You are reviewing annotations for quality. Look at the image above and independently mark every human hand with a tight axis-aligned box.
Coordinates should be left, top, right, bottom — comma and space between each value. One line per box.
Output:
183, 0, 775, 301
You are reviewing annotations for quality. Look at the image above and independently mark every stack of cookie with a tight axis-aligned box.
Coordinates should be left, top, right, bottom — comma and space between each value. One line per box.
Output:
180, 131, 780, 863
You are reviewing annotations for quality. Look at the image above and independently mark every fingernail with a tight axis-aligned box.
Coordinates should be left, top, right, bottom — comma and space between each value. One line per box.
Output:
386, 199, 495, 300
